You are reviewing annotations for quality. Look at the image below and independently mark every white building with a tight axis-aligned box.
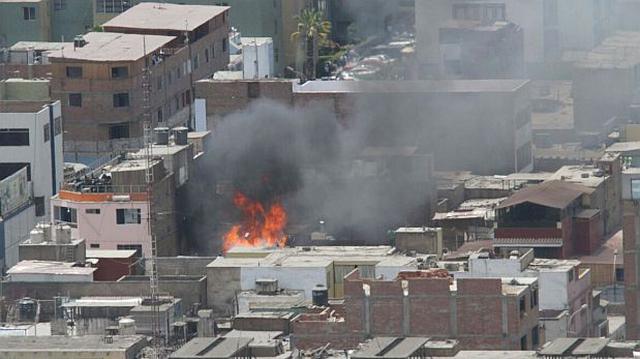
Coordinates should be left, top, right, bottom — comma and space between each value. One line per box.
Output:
6, 260, 95, 282
0, 78, 64, 221
453, 249, 606, 340
0, 167, 36, 270
241, 37, 274, 79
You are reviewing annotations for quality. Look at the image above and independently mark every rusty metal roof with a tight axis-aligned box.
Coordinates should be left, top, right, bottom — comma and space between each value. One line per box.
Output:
496, 180, 594, 210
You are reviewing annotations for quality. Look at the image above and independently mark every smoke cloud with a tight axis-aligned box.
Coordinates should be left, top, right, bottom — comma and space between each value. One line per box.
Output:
189, 99, 434, 253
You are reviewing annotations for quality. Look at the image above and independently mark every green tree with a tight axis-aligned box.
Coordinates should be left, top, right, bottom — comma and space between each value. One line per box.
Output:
291, 8, 331, 81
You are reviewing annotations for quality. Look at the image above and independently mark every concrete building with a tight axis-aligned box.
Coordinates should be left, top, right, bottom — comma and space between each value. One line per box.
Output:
547, 154, 622, 236
6, 260, 95, 282
18, 222, 86, 263
207, 246, 418, 316
0, 335, 147, 359
197, 79, 533, 175
86, 249, 138, 281
239, 37, 275, 79
48, 2, 229, 162
494, 180, 601, 259
393, 227, 443, 257
0, 78, 64, 220
0, 166, 35, 271
439, 20, 524, 79
456, 249, 604, 339
0, 0, 93, 47
573, 32, 640, 133
415, 0, 614, 76
291, 269, 540, 351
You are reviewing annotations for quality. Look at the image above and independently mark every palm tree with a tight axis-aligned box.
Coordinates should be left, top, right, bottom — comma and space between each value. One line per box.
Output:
291, 8, 331, 81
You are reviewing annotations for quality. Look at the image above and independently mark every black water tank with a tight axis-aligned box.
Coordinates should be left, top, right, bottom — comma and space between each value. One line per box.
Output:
312, 285, 329, 306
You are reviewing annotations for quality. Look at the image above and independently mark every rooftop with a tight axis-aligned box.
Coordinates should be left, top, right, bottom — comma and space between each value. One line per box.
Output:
294, 80, 529, 94
7, 261, 96, 276
496, 180, 594, 210
46, 32, 175, 62
578, 229, 623, 265
9, 41, 72, 51
547, 165, 607, 187
395, 227, 441, 234
86, 249, 138, 258
535, 143, 605, 162
606, 141, 640, 153
61, 296, 143, 308
0, 335, 146, 351
531, 81, 574, 131
169, 337, 252, 359
351, 337, 430, 359
576, 31, 640, 69
103, 2, 228, 32
210, 246, 416, 270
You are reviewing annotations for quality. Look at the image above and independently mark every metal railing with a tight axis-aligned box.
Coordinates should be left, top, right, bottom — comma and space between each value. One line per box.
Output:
61, 183, 147, 194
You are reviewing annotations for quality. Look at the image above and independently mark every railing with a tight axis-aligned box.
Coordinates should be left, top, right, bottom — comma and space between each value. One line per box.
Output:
61, 184, 147, 194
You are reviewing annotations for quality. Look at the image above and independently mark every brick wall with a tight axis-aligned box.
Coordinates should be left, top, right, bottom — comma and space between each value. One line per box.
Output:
291, 270, 539, 351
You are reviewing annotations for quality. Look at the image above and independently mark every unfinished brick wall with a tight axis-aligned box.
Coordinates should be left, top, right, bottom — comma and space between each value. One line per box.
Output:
292, 270, 539, 351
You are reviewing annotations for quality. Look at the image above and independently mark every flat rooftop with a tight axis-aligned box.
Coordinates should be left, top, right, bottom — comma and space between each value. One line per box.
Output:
547, 165, 607, 187
169, 337, 252, 359
0, 335, 146, 351
294, 80, 529, 94
46, 32, 175, 62
86, 249, 137, 258
576, 31, 640, 69
62, 296, 143, 308
103, 2, 228, 32
209, 246, 416, 269
531, 81, 574, 131
131, 143, 191, 157
10, 41, 72, 51
351, 337, 430, 359
606, 141, 640, 153
7, 260, 96, 276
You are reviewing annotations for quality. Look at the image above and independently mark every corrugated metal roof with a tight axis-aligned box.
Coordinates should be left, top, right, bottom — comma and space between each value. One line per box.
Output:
496, 180, 593, 210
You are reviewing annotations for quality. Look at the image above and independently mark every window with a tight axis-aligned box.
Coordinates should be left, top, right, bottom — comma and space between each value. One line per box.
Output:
632, 179, 640, 200
35, 196, 45, 217
519, 296, 526, 317
69, 93, 82, 107
90, 243, 100, 248
111, 66, 128, 78
0, 163, 30, 180
109, 124, 129, 139
66, 66, 82, 78
113, 93, 130, 107
117, 244, 143, 257
23, 7, 36, 20
44, 123, 50, 142
274, 47, 279, 63
531, 288, 538, 307
54, 0, 66, 11
248, 82, 260, 98
222, 38, 227, 52
531, 326, 540, 347
54, 205, 77, 227
0, 129, 29, 146
193, 54, 199, 70
157, 109, 163, 122
54, 117, 62, 135
96, 0, 133, 14
616, 268, 624, 282
205, 49, 209, 63
211, 42, 215, 58
85, 208, 101, 214
116, 208, 141, 224
176, 67, 182, 79
568, 269, 575, 282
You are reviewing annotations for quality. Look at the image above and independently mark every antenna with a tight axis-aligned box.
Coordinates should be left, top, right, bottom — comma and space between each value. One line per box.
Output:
142, 35, 162, 359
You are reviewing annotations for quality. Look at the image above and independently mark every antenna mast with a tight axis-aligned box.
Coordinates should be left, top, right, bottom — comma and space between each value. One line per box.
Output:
142, 36, 162, 359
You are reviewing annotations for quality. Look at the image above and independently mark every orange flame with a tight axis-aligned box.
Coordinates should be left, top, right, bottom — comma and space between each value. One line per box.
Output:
222, 192, 288, 252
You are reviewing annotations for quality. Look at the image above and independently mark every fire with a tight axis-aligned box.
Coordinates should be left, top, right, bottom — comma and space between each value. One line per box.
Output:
222, 192, 288, 252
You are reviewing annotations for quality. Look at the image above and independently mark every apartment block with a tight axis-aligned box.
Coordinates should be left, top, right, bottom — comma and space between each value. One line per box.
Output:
47, 2, 229, 163
291, 269, 540, 351
0, 78, 63, 221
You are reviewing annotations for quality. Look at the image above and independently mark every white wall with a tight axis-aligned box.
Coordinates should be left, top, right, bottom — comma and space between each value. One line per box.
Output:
2, 204, 36, 268
0, 101, 63, 220
468, 257, 524, 277
240, 266, 328, 299
242, 38, 274, 79
538, 270, 570, 310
